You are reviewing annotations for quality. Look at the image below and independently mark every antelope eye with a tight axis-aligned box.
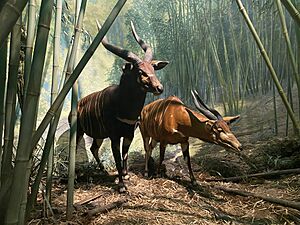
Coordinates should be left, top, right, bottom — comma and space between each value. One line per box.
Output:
140, 73, 148, 83
138, 70, 143, 75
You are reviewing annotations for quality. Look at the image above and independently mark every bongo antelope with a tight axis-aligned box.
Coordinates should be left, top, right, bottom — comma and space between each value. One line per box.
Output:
71, 22, 168, 192
139, 90, 241, 185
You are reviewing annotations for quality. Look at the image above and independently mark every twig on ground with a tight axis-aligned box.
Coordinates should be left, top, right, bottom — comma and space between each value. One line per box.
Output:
211, 185, 300, 211
206, 168, 300, 182
74, 193, 103, 209
87, 199, 127, 217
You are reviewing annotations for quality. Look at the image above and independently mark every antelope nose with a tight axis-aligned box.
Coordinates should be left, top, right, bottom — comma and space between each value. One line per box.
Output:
156, 85, 163, 94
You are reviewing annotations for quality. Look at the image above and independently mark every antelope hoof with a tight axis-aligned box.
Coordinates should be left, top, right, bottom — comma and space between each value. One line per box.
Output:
191, 179, 198, 186
157, 171, 162, 178
99, 169, 109, 176
122, 169, 128, 176
123, 174, 130, 180
98, 162, 105, 169
118, 184, 127, 193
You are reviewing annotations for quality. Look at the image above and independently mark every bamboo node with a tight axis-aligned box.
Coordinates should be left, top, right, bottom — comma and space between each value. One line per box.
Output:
47, 110, 56, 117
15, 158, 30, 163
66, 71, 72, 76
27, 90, 41, 97
24, 45, 34, 49
259, 49, 266, 55
38, 23, 51, 31
74, 27, 83, 33
3, 137, 13, 141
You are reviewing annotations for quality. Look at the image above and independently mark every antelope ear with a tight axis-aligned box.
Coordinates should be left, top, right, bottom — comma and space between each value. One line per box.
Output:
223, 115, 240, 125
151, 60, 169, 70
185, 107, 209, 123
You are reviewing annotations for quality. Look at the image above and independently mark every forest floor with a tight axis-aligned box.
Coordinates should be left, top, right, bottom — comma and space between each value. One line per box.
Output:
29, 93, 300, 225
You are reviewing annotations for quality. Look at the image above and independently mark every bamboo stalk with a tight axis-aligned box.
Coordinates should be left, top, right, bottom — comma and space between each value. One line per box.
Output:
236, 0, 300, 136
0, 0, 29, 48
4, 0, 54, 224
293, 1, 300, 93
67, 0, 86, 218
273, 84, 278, 135
1, 17, 21, 186
67, 85, 78, 218
0, 39, 8, 179
26, 40, 72, 216
0, 0, 8, 11
24, 0, 36, 103
0, 17, 21, 225
45, 0, 62, 208
286, 76, 293, 135
281, 0, 300, 27
276, 0, 300, 122
30, 0, 128, 157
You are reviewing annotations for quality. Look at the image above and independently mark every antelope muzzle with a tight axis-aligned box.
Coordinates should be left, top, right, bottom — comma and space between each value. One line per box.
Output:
149, 74, 163, 95
219, 132, 242, 152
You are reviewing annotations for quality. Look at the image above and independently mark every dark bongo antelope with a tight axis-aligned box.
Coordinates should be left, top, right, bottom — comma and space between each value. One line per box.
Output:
139, 90, 241, 185
72, 22, 168, 192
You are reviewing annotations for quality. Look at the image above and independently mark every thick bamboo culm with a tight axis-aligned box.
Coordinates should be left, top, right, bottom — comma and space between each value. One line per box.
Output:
0, 0, 29, 48
4, 0, 54, 224
23, 0, 36, 102
0, 17, 22, 225
1, 17, 21, 187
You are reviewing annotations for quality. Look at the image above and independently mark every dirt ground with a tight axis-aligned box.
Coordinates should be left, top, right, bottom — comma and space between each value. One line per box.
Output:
28, 93, 300, 225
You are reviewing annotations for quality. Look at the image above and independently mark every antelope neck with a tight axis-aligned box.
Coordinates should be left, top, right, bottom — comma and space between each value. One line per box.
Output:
117, 83, 147, 121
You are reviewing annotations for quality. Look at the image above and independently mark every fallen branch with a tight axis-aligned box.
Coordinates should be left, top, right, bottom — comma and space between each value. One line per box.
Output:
74, 194, 103, 209
212, 185, 300, 211
206, 168, 300, 182
87, 199, 127, 217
